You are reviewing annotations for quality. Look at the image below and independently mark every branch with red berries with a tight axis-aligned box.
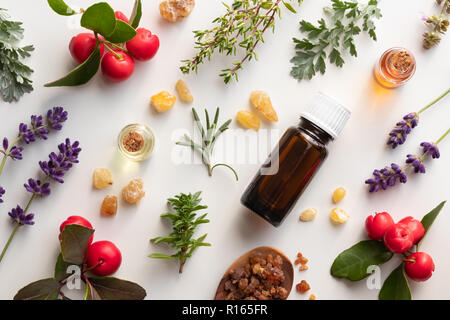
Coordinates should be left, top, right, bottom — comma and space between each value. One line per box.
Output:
45, 0, 159, 86
331, 201, 446, 300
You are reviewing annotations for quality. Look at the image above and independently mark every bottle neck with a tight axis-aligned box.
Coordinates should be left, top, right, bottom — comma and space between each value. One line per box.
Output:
298, 117, 333, 145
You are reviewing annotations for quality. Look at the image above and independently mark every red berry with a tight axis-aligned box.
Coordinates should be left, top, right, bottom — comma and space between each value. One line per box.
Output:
383, 224, 414, 253
87, 241, 122, 276
404, 252, 435, 282
59, 216, 94, 245
365, 212, 395, 240
398, 216, 425, 244
115, 11, 129, 23
126, 28, 160, 61
69, 33, 104, 64
101, 49, 135, 82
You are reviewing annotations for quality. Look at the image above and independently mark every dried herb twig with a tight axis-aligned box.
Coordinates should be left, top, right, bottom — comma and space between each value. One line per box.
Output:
422, 0, 450, 49
149, 191, 210, 273
180, 0, 303, 83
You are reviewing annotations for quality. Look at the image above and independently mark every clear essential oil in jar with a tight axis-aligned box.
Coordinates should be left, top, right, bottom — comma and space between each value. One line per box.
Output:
241, 93, 351, 227
374, 47, 416, 88
118, 123, 155, 161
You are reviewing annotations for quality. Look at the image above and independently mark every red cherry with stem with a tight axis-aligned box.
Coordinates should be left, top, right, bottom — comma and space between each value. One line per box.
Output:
404, 252, 435, 282
398, 216, 425, 244
59, 216, 94, 245
365, 212, 395, 240
69, 33, 104, 64
383, 224, 414, 253
126, 28, 160, 61
87, 241, 122, 276
101, 49, 135, 82
115, 11, 129, 23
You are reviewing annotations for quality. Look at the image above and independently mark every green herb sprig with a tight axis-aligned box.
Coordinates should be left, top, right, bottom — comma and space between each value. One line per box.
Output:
422, 0, 450, 49
149, 192, 211, 274
0, 8, 34, 103
181, 0, 303, 83
177, 108, 238, 181
290, 0, 381, 81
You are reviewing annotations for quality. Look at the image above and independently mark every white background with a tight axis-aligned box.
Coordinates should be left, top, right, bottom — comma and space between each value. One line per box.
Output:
0, 0, 449, 300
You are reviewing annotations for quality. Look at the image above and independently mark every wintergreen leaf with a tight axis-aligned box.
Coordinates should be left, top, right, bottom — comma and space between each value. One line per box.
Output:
379, 264, 412, 300
59, 224, 94, 265
105, 20, 137, 43
47, 0, 78, 16
80, 2, 116, 37
84, 280, 102, 300
88, 277, 147, 300
14, 278, 60, 300
418, 201, 446, 248
44, 44, 101, 87
331, 240, 393, 281
129, 0, 142, 29
54, 252, 75, 281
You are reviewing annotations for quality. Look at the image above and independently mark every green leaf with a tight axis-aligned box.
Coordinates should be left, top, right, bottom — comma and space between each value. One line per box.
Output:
80, 2, 116, 37
84, 280, 102, 300
331, 240, 393, 281
47, 0, 78, 16
329, 48, 344, 67
418, 201, 446, 248
283, 1, 297, 13
148, 253, 177, 259
261, 1, 274, 10
14, 278, 60, 300
59, 224, 94, 265
44, 44, 101, 87
54, 253, 75, 281
105, 20, 137, 43
379, 264, 412, 300
129, 0, 142, 29
87, 277, 147, 300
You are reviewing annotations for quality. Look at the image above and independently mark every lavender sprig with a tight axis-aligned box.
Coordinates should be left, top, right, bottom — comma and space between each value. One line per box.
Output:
387, 89, 449, 149
367, 128, 449, 192
0, 186, 5, 203
0, 139, 81, 264
0, 107, 67, 204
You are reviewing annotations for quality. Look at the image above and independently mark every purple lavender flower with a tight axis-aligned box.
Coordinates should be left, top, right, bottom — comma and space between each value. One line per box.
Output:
0, 186, 5, 203
31, 115, 50, 140
406, 154, 426, 173
387, 113, 419, 149
1, 138, 23, 160
2, 138, 7, 151
24, 179, 51, 197
420, 142, 440, 159
47, 107, 68, 131
8, 205, 35, 225
365, 163, 408, 192
18, 123, 36, 144
39, 139, 81, 184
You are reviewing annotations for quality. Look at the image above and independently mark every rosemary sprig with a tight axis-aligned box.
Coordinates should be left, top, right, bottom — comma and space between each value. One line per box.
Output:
149, 191, 211, 274
290, 0, 382, 81
177, 108, 239, 181
180, 0, 303, 83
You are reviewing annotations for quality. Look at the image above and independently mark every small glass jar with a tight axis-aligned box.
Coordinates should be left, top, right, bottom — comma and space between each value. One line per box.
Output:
374, 47, 416, 88
118, 123, 155, 161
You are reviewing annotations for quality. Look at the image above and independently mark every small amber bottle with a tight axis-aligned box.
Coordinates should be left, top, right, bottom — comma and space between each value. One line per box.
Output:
241, 93, 351, 227
374, 47, 416, 88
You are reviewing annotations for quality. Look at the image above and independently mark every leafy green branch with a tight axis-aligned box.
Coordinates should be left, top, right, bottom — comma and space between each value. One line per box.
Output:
290, 0, 382, 81
149, 192, 211, 274
181, 0, 303, 83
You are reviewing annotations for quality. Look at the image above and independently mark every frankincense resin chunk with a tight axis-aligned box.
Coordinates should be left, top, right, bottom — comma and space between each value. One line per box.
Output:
122, 178, 145, 204
151, 91, 176, 113
93, 168, 113, 189
236, 110, 260, 131
159, 0, 195, 23
101, 195, 118, 216
175, 79, 194, 103
250, 90, 278, 122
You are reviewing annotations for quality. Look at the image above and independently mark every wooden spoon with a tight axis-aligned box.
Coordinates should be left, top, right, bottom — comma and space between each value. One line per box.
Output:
215, 246, 294, 300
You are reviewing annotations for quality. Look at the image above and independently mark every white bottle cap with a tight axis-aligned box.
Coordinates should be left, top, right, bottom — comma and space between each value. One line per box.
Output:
300, 92, 351, 139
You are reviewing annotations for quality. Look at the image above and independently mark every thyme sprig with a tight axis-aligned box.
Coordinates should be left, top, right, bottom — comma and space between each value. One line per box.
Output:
290, 0, 381, 81
177, 108, 239, 181
180, 0, 303, 83
149, 192, 211, 274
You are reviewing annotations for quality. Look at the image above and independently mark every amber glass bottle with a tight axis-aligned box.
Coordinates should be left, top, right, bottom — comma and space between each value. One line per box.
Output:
241, 93, 350, 227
